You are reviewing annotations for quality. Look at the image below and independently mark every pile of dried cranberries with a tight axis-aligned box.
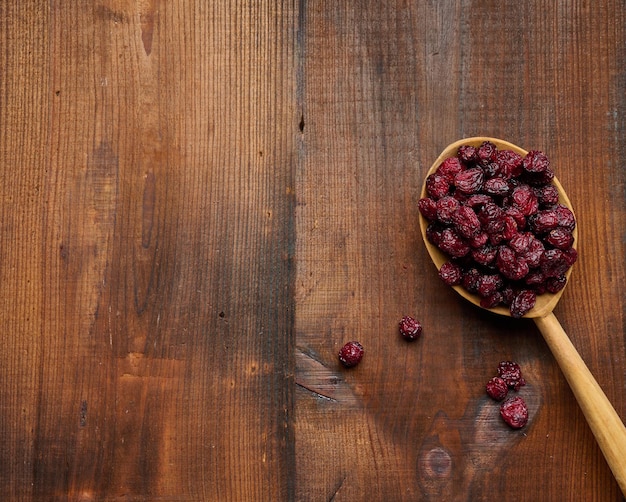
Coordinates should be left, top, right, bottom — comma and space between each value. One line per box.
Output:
419, 141, 578, 317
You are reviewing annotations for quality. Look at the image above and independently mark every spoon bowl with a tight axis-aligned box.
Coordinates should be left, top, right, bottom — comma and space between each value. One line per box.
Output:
419, 137, 626, 495
419, 137, 577, 318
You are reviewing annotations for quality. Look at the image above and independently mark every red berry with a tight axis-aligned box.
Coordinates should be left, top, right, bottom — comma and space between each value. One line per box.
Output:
418, 197, 438, 221
426, 173, 451, 199
497, 361, 526, 390
510, 289, 536, 318
454, 167, 484, 194
399, 316, 422, 341
511, 185, 538, 216
438, 261, 462, 286
486, 376, 509, 401
523, 150, 550, 173
500, 396, 529, 429
437, 157, 464, 181
338, 341, 364, 368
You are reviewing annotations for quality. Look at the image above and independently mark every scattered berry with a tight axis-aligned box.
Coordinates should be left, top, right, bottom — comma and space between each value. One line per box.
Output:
486, 376, 509, 401
399, 316, 422, 341
419, 142, 577, 317
338, 341, 364, 368
500, 396, 529, 429
497, 361, 526, 391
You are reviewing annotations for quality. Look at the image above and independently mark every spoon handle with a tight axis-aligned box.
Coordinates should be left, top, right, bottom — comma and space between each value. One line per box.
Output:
534, 312, 626, 496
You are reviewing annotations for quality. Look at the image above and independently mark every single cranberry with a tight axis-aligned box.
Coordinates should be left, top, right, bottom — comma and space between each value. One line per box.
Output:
497, 361, 526, 390
555, 204, 576, 231
436, 196, 461, 224
510, 289, 536, 318
451, 205, 481, 238
523, 150, 550, 173
338, 341, 364, 368
480, 292, 503, 309
500, 396, 529, 429
438, 228, 470, 258
437, 157, 464, 181
529, 209, 559, 234
476, 273, 503, 298
536, 184, 560, 207
483, 177, 510, 197
426, 173, 451, 199
477, 141, 497, 165
457, 144, 478, 164
545, 275, 567, 293
438, 261, 463, 286
495, 150, 524, 178
399, 316, 422, 341
471, 244, 498, 266
486, 376, 509, 401
466, 194, 493, 208
546, 227, 574, 250
454, 167, 485, 194
511, 185, 539, 216
418, 197, 438, 221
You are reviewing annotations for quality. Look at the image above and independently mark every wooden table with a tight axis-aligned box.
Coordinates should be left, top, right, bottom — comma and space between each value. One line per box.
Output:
1, 1, 625, 500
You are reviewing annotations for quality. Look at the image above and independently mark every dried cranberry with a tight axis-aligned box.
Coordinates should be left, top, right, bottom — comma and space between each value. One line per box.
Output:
545, 227, 574, 250
483, 177, 510, 197
468, 231, 489, 249
425, 223, 444, 247
495, 150, 524, 178
438, 261, 463, 286
476, 273, 503, 298
455, 168, 484, 194
563, 247, 578, 266
555, 204, 576, 231
418, 197, 438, 221
399, 316, 422, 341
477, 141, 497, 165
523, 150, 550, 173
466, 194, 493, 208
486, 376, 509, 401
504, 206, 526, 229
457, 144, 478, 165
520, 237, 545, 268
461, 268, 481, 294
436, 196, 461, 224
511, 185, 538, 216
510, 289, 536, 318
545, 275, 567, 293
540, 249, 569, 278
509, 232, 533, 254
529, 209, 559, 234
480, 292, 503, 309
500, 396, 529, 428
471, 244, 497, 266
426, 173, 451, 199
338, 341, 364, 368
536, 184, 559, 207
497, 361, 526, 390
438, 228, 470, 258
451, 205, 481, 238
437, 157, 464, 181
497, 247, 529, 281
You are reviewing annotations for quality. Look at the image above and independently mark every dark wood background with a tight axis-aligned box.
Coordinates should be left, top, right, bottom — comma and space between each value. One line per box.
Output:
1, 1, 624, 500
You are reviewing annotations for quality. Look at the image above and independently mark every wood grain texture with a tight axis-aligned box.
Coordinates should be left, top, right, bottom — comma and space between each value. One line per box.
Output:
0, 0, 624, 501
295, 1, 625, 501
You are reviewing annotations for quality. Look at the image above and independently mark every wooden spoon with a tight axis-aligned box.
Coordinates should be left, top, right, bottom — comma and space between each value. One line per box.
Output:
419, 137, 626, 496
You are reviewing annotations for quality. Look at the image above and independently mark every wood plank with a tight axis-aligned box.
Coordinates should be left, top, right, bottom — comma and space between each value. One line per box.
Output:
1, 1, 296, 499
295, 1, 625, 500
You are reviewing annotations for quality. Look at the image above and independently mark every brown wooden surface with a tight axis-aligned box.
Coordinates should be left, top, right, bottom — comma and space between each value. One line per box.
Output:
0, 1, 624, 500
